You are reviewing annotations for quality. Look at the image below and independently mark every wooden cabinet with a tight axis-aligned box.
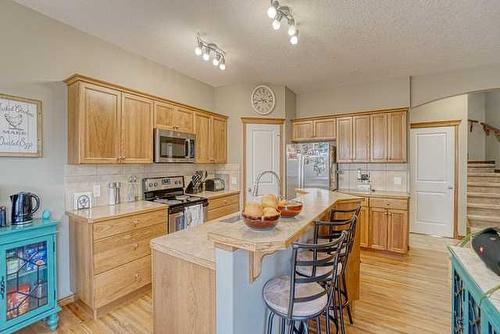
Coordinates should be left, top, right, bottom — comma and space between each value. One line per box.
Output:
359, 206, 370, 248
154, 101, 194, 133
336, 117, 353, 162
194, 113, 227, 164
388, 111, 407, 162
121, 93, 153, 163
352, 115, 371, 162
370, 113, 388, 162
292, 121, 314, 141
68, 207, 167, 318
369, 207, 389, 250
292, 118, 336, 141
387, 209, 408, 253
206, 192, 240, 221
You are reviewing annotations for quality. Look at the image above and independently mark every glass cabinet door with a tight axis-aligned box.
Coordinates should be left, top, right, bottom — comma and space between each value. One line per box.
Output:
2, 237, 54, 326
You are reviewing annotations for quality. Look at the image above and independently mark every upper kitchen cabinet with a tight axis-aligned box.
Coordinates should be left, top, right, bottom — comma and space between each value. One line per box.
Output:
387, 111, 407, 162
352, 115, 370, 162
291, 118, 336, 141
67, 77, 153, 164
194, 112, 227, 164
121, 93, 153, 163
370, 113, 388, 162
154, 101, 194, 134
67, 81, 122, 164
336, 117, 353, 162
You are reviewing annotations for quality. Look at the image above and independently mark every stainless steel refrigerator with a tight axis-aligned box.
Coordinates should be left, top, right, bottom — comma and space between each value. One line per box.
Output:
286, 142, 337, 198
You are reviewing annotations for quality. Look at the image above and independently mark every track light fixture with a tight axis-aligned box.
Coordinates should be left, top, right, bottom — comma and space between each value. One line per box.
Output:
194, 35, 227, 71
266, 0, 299, 45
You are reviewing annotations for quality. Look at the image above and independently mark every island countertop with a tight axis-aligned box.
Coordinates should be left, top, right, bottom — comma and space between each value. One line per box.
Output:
150, 189, 361, 269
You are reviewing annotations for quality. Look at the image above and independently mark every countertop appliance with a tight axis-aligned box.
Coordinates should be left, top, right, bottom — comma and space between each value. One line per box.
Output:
186, 170, 207, 194
10, 192, 40, 225
286, 142, 337, 198
143, 176, 208, 233
205, 177, 225, 192
154, 128, 195, 163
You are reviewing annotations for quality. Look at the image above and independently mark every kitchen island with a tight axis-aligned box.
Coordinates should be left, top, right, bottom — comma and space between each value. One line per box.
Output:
150, 189, 361, 334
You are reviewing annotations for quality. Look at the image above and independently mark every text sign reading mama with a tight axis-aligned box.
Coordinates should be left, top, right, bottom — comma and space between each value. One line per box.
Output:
0, 94, 42, 157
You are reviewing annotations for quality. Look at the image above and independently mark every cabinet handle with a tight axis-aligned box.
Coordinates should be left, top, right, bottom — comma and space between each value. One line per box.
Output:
133, 243, 139, 250
0, 276, 4, 300
135, 273, 141, 282
133, 220, 139, 227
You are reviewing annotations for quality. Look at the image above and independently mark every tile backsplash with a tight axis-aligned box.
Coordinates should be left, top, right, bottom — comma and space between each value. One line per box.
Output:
338, 163, 408, 193
64, 163, 240, 210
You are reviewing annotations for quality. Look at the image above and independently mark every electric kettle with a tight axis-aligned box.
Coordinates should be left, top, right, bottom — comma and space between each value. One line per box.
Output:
10, 192, 40, 225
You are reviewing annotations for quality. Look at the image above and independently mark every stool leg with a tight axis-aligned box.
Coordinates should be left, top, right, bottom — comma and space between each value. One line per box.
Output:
342, 272, 353, 325
288, 320, 295, 334
303, 320, 309, 334
281, 318, 286, 334
267, 311, 275, 334
325, 308, 331, 334
316, 317, 321, 334
336, 284, 346, 334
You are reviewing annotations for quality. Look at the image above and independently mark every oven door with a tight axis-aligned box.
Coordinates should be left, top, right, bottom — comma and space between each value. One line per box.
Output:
168, 210, 185, 233
154, 128, 195, 163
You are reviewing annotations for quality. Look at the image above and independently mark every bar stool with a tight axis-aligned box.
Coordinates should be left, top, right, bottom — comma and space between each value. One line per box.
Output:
297, 207, 360, 333
263, 231, 348, 334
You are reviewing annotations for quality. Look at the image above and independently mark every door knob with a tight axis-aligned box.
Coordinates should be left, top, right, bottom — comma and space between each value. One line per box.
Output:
448, 186, 454, 190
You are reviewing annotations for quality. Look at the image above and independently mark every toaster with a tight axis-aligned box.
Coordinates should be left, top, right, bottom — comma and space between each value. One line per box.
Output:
205, 178, 225, 192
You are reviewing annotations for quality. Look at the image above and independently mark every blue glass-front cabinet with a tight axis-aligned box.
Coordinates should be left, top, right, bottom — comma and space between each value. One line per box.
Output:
0, 219, 60, 333
451, 249, 500, 334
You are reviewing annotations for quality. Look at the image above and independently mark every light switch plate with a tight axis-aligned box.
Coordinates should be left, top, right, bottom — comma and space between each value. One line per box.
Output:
393, 177, 402, 185
93, 184, 101, 197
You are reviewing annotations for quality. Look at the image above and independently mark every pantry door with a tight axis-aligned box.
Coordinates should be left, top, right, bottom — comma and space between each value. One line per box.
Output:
244, 121, 282, 203
410, 126, 455, 237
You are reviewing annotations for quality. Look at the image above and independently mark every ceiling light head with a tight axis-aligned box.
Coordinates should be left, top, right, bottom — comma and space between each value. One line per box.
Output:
267, 1, 279, 19
194, 46, 202, 56
272, 14, 282, 30
202, 52, 210, 61
212, 54, 221, 66
287, 19, 297, 36
290, 30, 299, 45
219, 58, 226, 71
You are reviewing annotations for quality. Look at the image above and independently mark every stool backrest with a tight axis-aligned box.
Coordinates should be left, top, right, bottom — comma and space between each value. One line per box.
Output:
287, 231, 348, 318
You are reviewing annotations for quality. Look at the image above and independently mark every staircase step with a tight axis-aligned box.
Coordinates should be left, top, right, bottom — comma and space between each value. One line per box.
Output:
467, 182, 500, 194
468, 192, 500, 205
467, 203, 500, 216
468, 160, 496, 165
468, 214, 500, 229
468, 173, 500, 182
467, 167, 496, 173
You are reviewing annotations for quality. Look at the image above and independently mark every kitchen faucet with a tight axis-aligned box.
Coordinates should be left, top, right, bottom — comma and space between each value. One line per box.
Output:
252, 170, 281, 197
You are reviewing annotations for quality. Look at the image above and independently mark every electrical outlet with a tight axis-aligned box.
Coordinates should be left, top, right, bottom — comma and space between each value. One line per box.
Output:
393, 177, 402, 185
231, 176, 238, 185
93, 184, 101, 197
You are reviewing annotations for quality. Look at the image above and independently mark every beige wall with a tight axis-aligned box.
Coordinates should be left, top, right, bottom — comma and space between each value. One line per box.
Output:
467, 93, 486, 161
296, 77, 410, 118
0, 1, 214, 298
410, 95, 468, 235
485, 91, 500, 168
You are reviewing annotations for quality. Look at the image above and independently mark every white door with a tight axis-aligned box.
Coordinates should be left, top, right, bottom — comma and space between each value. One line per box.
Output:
246, 123, 281, 202
410, 126, 455, 237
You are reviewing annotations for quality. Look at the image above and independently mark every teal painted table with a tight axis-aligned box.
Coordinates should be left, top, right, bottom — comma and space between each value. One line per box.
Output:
450, 246, 500, 334
0, 219, 61, 333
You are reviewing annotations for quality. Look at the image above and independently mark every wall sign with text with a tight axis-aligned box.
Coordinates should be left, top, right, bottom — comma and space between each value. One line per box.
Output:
0, 94, 42, 157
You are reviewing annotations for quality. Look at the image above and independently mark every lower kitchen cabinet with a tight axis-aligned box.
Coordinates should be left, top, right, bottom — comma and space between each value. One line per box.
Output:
358, 207, 370, 248
369, 207, 389, 250
387, 209, 409, 253
206, 192, 240, 221
68, 206, 167, 318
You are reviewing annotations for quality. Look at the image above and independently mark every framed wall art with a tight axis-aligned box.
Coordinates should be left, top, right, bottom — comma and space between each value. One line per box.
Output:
0, 93, 42, 157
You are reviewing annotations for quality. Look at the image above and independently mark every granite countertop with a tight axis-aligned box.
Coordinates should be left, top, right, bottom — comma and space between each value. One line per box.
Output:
151, 189, 361, 269
196, 190, 240, 200
337, 188, 410, 199
66, 200, 167, 222
449, 246, 500, 312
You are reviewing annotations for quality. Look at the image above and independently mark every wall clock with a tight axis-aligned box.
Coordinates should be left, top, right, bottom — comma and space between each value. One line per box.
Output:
251, 85, 276, 115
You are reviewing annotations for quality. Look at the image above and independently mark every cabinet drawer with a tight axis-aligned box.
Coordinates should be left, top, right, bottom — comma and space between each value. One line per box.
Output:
208, 194, 240, 210
94, 223, 166, 274
93, 209, 166, 240
95, 255, 151, 308
207, 203, 240, 221
370, 198, 408, 210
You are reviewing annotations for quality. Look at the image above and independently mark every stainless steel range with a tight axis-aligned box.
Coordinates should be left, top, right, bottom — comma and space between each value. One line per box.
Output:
143, 176, 208, 233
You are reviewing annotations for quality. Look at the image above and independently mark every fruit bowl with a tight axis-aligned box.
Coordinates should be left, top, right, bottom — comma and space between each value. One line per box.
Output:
241, 212, 280, 230
278, 200, 303, 218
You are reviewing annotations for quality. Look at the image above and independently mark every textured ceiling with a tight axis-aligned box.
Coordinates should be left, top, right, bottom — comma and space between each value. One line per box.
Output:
14, 0, 500, 93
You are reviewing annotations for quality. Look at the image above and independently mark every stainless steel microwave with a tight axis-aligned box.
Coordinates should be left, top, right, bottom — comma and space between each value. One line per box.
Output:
154, 129, 195, 163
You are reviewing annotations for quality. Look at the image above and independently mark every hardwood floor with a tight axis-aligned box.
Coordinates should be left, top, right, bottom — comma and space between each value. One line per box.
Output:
20, 234, 457, 334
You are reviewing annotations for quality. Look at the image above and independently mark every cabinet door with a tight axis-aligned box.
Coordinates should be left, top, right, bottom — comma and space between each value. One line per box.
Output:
388, 112, 407, 162
2, 236, 55, 327
369, 208, 388, 250
172, 107, 194, 134
195, 113, 211, 163
336, 117, 353, 162
292, 121, 314, 141
359, 206, 370, 248
352, 115, 370, 162
154, 101, 175, 130
121, 93, 153, 163
313, 119, 336, 140
387, 209, 408, 253
80, 83, 121, 163
370, 113, 388, 162
211, 117, 227, 163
